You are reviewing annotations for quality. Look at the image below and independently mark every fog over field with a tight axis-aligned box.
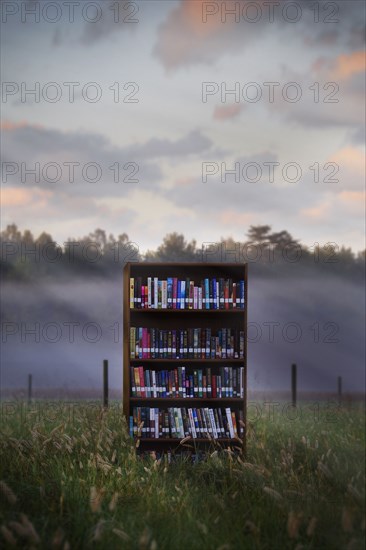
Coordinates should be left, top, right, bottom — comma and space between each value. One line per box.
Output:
1, 271, 364, 394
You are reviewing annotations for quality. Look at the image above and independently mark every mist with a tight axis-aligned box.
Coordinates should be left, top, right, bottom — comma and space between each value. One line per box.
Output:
1, 270, 364, 396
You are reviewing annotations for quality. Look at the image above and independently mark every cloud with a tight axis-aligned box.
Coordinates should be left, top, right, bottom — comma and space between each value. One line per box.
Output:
349, 126, 365, 145
0, 187, 51, 207
300, 188, 365, 224
0, 120, 42, 131
218, 209, 254, 226
267, 51, 365, 130
52, 27, 62, 47
80, 1, 137, 45
338, 191, 366, 208
300, 202, 331, 219
124, 129, 213, 158
1, 125, 160, 197
330, 146, 364, 173
154, 1, 363, 71
174, 176, 196, 186
160, 144, 365, 246
47, 1, 138, 46
2, 123, 215, 198
1, 121, 219, 243
311, 50, 366, 91
328, 146, 365, 191
213, 104, 243, 120
153, 0, 250, 71
330, 50, 366, 80
165, 150, 298, 218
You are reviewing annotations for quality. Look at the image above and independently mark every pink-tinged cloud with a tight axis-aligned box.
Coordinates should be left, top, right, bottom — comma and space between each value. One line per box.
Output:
300, 202, 331, 220
338, 191, 365, 203
179, 1, 222, 36
153, 0, 240, 70
1, 120, 43, 131
324, 146, 365, 193
218, 209, 254, 226
1, 187, 51, 207
312, 50, 366, 81
332, 50, 366, 80
213, 104, 243, 120
330, 146, 365, 175
175, 176, 196, 186
1, 120, 28, 131
336, 191, 366, 215
154, 2, 362, 71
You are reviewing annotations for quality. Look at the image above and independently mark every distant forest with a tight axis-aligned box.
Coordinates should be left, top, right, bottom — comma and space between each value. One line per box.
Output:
1, 223, 365, 281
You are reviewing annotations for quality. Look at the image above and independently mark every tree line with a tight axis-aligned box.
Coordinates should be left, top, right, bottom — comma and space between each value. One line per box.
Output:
1, 223, 364, 281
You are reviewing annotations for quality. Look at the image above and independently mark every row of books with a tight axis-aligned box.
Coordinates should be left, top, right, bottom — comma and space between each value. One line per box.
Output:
130, 277, 245, 310
130, 366, 245, 398
130, 407, 244, 439
130, 327, 245, 359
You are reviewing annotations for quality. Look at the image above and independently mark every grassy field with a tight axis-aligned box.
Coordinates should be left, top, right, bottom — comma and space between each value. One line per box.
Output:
0, 401, 364, 549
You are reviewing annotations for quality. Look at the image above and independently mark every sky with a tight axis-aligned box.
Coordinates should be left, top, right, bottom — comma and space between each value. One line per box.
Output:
1, 0, 365, 253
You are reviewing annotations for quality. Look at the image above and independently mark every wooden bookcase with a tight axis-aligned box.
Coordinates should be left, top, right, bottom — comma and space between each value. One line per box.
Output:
123, 262, 248, 455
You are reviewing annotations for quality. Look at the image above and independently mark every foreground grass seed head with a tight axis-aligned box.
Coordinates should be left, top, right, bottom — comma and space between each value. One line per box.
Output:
0, 402, 364, 549
0, 481, 17, 505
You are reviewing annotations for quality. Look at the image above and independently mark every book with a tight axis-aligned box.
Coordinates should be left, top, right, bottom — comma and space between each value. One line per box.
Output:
130, 278, 134, 309
129, 277, 245, 311
153, 277, 158, 309
130, 406, 241, 440
162, 280, 168, 309
147, 277, 152, 308
225, 407, 235, 438
167, 277, 173, 309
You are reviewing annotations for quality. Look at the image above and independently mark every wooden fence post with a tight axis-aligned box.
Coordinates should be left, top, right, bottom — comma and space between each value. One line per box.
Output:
291, 364, 297, 407
103, 360, 109, 408
28, 374, 32, 404
337, 376, 342, 405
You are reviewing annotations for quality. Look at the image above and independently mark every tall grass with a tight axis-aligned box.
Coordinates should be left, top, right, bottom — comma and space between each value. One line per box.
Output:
0, 401, 364, 549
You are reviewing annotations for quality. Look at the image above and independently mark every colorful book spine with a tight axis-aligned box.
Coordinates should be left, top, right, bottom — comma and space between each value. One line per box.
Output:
130, 366, 136, 396
180, 280, 186, 309
162, 280, 168, 309
147, 277, 152, 308
204, 278, 210, 310
129, 277, 244, 310
172, 278, 178, 309
130, 278, 134, 309
189, 281, 194, 309
240, 280, 245, 308
225, 407, 235, 438
167, 277, 173, 309
177, 280, 181, 310
224, 280, 229, 310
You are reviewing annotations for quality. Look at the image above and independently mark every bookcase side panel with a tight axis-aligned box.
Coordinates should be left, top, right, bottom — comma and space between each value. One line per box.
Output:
243, 263, 248, 456
123, 263, 131, 420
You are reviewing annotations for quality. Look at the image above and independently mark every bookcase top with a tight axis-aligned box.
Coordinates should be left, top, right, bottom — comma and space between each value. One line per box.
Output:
124, 262, 247, 267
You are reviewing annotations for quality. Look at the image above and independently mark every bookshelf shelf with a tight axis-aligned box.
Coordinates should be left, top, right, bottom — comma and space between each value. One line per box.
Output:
130, 397, 244, 403
130, 309, 245, 314
136, 438, 243, 444
123, 262, 248, 455
129, 359, 244, 364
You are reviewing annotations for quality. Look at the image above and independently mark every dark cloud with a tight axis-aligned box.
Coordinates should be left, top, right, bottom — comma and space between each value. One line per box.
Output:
80, 1, 138, 45
2, 125, 215, 196
349, 125, 365, 145
123, 129, 214, 158
52, 27, 62, 47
